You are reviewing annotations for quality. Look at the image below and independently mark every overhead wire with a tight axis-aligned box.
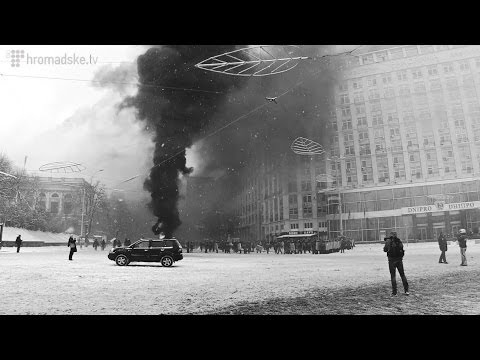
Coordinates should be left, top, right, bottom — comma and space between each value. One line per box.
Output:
2, 46, 364, 188
0, 73, 224, 94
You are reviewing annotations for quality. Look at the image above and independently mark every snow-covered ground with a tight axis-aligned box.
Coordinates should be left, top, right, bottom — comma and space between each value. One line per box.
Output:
2, 226, 77, 244
0, 241, 478, 314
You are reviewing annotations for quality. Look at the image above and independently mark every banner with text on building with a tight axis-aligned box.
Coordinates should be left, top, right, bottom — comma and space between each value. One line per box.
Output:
402, 201, 480, 215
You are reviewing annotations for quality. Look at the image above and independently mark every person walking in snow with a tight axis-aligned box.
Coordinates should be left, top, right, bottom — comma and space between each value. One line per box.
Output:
93, 238, 99, 250
15, 235, 22, 253
315, 238, 321, 254
278, 240, 284, 254
340, 236, 346, 253
438, 231, 448, 264
67, 236, 77, 260
457, 229, 468, 266
297, 239, 303, 254
289, 240, 295, 254
264, 240, 270, 254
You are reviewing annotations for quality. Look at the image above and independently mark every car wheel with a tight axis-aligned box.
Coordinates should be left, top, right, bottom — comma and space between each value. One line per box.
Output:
160, 255, 173, 267
115, 254, 129, 266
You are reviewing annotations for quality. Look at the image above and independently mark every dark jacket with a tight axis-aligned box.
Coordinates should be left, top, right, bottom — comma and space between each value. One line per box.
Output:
438, 234, 447, 251
15, 236, 22, 245
383, 237, 404, 261
457, 234, 467, 248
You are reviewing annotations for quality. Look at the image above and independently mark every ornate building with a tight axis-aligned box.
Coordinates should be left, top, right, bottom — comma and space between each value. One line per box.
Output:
24, 176, 87, 231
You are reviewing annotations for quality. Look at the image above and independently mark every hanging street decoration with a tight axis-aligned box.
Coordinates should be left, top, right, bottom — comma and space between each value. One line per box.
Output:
290, 137, 325, 156
39, 161, 86, 173
195, 45, 310, 77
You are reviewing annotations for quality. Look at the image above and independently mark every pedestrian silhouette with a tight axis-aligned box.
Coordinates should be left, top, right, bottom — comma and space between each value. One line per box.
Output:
15, 235, 22, 253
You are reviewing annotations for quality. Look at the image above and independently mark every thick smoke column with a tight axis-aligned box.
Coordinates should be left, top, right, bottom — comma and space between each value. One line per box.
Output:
126, 46, 247, 237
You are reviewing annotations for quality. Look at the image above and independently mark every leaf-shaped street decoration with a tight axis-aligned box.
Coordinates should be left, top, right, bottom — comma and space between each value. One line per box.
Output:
195, 45, 309, 77
39, 162, 86, 173
291, 137, 325, 156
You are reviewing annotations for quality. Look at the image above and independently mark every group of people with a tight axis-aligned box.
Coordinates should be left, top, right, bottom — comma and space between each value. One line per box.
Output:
92, 238, 107, 251
186, 236, 355, 255
66, 236, 132, 260
437, 229, 469, 266
383, 228, 470, 296
112, 238, 131, 248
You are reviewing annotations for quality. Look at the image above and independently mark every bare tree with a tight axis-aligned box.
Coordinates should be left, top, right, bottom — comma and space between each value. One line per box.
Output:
84, 181, 107, 238
0, 153, 47, 229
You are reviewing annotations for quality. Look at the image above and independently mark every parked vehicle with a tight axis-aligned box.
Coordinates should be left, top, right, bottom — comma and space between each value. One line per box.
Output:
108, 238, 183, 267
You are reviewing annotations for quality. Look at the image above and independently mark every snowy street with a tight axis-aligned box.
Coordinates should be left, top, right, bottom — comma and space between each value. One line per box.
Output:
1, 241, 479, 314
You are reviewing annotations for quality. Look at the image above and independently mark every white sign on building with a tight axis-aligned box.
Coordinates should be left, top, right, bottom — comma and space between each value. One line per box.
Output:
402, 201, 480, 214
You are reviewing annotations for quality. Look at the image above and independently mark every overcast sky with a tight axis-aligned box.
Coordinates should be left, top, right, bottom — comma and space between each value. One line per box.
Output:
0, 45, 154, 198
0, 45, 362, 199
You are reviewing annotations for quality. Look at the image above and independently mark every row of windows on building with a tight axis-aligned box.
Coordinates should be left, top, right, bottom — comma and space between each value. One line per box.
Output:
334, 81, 480, 121
238, 157, 480, 224
255, 181, 480, 225
337, 78, 480, 108
337, 57, 480, 94
37, 193, 75, 214
333, 46, 464, 70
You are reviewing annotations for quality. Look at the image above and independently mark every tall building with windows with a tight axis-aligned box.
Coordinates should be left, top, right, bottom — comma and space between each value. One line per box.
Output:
233, 45, 480, 243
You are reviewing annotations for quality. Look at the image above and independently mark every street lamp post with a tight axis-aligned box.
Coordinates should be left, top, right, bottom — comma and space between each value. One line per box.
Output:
326, 156, 345, 237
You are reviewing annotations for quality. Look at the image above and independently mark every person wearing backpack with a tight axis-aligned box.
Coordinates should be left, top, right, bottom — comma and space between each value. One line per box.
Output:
383, 231, 409, 296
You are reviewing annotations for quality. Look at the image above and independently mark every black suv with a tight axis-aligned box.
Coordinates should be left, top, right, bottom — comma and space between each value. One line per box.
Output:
108, 238, 183, 267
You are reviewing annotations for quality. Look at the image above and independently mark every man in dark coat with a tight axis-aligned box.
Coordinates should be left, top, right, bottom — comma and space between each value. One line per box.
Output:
457, 229, 468, 266
15, 235, 22, 253
340, 236, 346, 253
67, 236, 77, 260
101, 239, 106, 250
383, 231, 409, 296
438, 231, 448, 264
124, 238, 131, 246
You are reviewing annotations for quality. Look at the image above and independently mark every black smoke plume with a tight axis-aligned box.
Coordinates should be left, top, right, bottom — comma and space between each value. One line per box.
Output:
126, 45, 343, 238
125, 45, 248, 237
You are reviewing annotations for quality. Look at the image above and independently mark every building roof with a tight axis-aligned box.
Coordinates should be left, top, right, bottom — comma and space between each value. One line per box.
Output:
277, 233, 317, 239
